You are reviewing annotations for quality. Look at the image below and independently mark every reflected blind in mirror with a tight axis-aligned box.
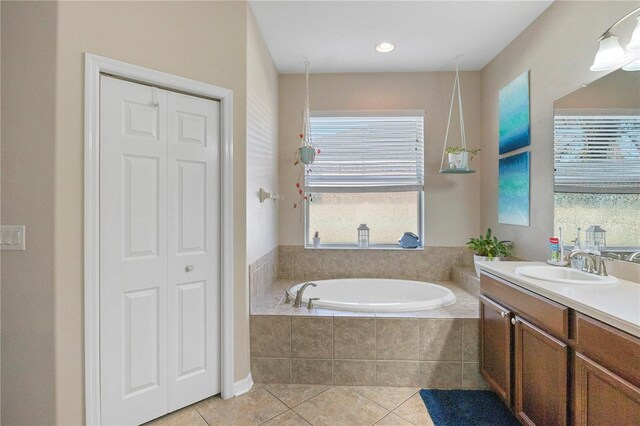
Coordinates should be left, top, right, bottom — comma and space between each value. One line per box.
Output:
554, 114, 640, 193
306, 112, 424, 193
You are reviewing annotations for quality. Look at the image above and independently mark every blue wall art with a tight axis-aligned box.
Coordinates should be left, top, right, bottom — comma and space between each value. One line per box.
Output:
499, 71, 530, 155
499, 151, 530, 226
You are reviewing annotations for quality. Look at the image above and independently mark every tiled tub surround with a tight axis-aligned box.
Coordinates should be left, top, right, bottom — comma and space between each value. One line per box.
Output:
249, 247, 279, 312
250, 276, 486, 389
278, 245, 474, 281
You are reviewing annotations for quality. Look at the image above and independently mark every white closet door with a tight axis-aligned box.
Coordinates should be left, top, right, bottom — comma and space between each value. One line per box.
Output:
167, 91, 220, 410
100, 76, 221, 424
100, 76, 169, 425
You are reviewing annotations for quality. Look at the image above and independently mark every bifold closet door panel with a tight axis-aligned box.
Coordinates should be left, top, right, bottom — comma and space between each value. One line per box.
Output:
166, 91, 221, 411
100, 76, 169, 425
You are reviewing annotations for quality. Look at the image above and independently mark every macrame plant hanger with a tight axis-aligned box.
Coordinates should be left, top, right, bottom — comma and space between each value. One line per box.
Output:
298, 60, 316, 165
439, 58, 476, 174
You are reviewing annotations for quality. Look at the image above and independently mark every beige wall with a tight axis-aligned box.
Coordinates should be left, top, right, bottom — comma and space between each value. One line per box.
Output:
54, 1, 251, 423
479, 0, 639, 261
1, 2, 58, 424
278, 72, 483, 247
555, 68, 640, 110
247, 9, 279, 264
3, 1, 256, 424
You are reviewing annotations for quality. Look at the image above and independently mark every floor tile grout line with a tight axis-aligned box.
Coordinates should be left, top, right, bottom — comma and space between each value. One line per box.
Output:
193, 406, 210, 426
349, 386, 417, 414
254, 406, 290, 426
392, 394, 427, 426
291, 386, 335, 420
193, 402, 210, 426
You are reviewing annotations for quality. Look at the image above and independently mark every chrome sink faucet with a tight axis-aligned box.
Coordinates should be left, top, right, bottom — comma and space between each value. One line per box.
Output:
293, 282, 317, 307
568, 250, 610, 276
568, 250, 596, 273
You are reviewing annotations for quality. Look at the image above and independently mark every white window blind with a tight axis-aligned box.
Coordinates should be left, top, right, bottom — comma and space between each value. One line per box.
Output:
306, 113, 424, 193
554, 114, 640, 193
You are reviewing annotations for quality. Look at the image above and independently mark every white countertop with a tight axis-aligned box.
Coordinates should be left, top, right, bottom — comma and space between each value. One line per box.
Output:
479, 261, 640, 338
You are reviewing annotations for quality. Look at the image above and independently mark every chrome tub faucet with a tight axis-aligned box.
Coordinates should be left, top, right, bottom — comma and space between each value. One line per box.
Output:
293, 282, 317, 307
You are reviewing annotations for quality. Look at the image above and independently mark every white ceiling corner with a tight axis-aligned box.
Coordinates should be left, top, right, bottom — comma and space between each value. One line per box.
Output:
249, 0, 554, 74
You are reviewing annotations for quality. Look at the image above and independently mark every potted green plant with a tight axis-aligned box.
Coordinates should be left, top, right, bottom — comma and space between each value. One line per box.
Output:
467, 228, 511, 277
445, 147, 481, 169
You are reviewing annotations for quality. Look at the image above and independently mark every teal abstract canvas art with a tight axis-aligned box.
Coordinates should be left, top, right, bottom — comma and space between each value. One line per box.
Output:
499, 151, 530, 226
499, 71, 530, 154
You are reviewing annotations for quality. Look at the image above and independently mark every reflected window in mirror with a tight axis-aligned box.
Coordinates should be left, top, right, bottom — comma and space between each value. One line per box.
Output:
554, 70, 640, 258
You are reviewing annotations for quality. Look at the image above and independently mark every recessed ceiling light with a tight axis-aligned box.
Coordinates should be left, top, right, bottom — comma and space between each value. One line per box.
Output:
375, 42, 395, 53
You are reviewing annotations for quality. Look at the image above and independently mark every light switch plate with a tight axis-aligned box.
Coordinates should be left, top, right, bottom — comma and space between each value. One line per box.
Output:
0, 225, 26, 250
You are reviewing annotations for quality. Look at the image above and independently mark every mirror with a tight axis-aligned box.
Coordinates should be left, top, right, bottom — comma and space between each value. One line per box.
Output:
554, 69, 640, 263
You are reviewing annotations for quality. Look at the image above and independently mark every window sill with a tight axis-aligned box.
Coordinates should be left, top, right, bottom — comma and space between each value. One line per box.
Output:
304, 244, 424, 251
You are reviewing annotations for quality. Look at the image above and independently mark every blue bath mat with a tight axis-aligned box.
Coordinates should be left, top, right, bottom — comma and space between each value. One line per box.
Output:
419, 389, 519, 426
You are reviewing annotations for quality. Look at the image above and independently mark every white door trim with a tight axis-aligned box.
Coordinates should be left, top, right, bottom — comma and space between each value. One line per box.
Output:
84, 53, 235, 425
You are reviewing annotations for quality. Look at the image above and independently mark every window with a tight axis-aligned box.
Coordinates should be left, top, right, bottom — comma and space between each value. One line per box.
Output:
554, 112, 640, 249
305, 112, 424, 247
554, 113, 640, 192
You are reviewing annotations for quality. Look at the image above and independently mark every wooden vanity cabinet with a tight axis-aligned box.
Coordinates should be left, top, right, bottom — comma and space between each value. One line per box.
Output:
573, 353, 640, 425
480, 271, 640, 426
480, 272, 569, 426
480, 295, 512, 405
572, 312, 640, 425
514, 316, 568, 426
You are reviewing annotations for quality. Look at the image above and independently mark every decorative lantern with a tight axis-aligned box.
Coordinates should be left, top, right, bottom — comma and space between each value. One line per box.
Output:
585, 225, 606, 251
358, 224, 370, 248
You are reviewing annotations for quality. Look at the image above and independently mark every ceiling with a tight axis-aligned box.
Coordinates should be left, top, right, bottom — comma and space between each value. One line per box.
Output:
249, 1, 554, 74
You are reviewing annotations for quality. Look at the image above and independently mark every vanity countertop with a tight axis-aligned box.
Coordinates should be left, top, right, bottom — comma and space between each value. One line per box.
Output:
479, 261, 640, 338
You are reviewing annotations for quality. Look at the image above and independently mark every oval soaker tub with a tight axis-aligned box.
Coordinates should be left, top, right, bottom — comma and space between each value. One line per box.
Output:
287, 278, 456, 312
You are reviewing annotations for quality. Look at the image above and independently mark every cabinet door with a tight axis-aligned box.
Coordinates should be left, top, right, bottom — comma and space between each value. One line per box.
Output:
514, 316, 568, 426
574, 352, 640, 426
480, 295, 512, 406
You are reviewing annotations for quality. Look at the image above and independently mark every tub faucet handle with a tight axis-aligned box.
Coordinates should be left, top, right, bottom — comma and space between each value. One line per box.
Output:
284, 291, 291, 304
307, 298, 320, 310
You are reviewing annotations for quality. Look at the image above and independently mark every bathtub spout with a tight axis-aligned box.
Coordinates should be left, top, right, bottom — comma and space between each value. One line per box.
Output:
293, 282, 317, 307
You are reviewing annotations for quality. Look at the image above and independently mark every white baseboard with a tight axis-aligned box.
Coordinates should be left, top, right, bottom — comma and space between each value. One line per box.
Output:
232, 373, 254, 397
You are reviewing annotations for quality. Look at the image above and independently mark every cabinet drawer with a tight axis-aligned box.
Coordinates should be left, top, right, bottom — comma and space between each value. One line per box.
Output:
574, 312, 640, 387
481, 272, 569, 339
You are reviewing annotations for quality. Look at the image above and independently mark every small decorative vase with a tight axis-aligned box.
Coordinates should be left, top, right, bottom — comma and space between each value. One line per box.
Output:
473, 254, 501, 277
448, 152, 468, 169
312, 236, 320, 248
298, 146, 316, 165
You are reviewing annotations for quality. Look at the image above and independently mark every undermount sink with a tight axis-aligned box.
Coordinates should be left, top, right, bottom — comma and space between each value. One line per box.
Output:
514, 265, 618, 285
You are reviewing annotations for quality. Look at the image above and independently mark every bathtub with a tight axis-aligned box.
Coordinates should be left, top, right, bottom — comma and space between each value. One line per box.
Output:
287, 278, 456, 312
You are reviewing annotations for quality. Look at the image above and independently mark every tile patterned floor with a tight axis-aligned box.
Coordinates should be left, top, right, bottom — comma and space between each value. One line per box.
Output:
148, 384, 434, 426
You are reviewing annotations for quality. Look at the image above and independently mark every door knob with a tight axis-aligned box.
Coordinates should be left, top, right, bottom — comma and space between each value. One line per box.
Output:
185, 265, 194, 272
511, 318, 517, 325
500, 311, 507, 318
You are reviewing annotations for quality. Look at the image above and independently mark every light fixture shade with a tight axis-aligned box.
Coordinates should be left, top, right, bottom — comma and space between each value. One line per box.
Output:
622, 58, 640, 71
626, 16, 640, 51
590, 34, 628, 71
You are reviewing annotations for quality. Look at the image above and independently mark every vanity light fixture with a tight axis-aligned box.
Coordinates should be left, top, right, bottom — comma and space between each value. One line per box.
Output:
375, 42, 395, 53
622, 16, 640, 71
590, 7, 640, 71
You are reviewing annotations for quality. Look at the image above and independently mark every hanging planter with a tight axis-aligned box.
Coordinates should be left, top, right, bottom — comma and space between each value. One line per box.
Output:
445, 147, 480, 170
439, 58, 480, 174
293, 61, 319, 209
297, 145, 316, 165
